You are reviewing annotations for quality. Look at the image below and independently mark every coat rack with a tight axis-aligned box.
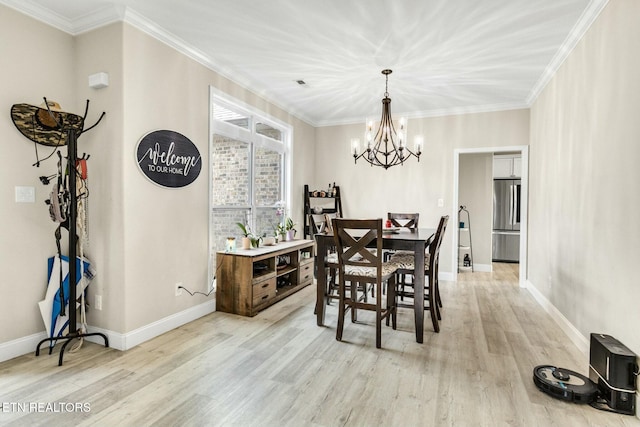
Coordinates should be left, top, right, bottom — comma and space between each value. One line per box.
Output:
32, 99, 109, 366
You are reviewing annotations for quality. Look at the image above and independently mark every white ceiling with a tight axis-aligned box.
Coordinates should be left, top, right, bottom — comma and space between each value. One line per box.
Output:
2, 0, 608, 126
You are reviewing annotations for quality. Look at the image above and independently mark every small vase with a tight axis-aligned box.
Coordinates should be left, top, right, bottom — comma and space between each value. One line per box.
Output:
285, 230, 295, 241
242, 237, 251, 249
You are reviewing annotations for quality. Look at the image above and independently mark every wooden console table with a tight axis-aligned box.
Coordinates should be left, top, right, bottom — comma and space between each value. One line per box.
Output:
216, 239, 314, 316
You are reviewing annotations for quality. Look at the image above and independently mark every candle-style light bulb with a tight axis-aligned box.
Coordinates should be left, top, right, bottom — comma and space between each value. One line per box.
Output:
414, 135, 424, 154
351, 138, 360, 156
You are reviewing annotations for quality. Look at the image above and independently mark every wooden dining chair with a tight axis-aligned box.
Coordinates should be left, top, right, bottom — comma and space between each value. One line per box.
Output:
388, 212, 419, 229
324, 212, 339, 234
385, 212, 420, 287
332, 218, 398, 348
389, 215, 448, 333
309, 214, 327, 234
310, 214, 339, 305
385, 213, 419, 257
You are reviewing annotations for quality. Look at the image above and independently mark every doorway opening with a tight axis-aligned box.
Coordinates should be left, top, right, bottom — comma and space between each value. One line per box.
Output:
452, 146, 529, 287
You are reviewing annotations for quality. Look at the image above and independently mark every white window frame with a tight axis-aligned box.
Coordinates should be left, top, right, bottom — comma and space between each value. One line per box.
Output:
208, 87, 292, 293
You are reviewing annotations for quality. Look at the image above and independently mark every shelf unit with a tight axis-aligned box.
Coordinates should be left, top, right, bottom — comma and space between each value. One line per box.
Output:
458, 206, 474, 272
303, 184, 342, 239
216, 240, 314, 316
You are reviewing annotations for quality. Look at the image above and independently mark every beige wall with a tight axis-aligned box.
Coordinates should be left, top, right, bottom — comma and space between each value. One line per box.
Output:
0, 6, 77, 343
529, 0, 640, 354
314, 109, 529, 275
74, 23, 126, 333
117, 23, 315, 332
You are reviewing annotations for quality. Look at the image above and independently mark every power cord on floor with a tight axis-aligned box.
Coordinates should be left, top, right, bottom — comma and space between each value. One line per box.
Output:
177, 285, 215, 297
177, 256, 223, 297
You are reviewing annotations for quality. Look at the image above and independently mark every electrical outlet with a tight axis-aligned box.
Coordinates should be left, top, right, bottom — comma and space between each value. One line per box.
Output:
175, 282, 183, 296
95, 294, 102, 310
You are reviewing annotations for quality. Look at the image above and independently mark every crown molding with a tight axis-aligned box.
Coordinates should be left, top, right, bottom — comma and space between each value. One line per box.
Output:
0, 0, 315, 126
0, 0, 75, 33
71, 5, 125, 35
121, 8, 316, 127
1, 0, 610, 127
526, 0, 609, 105
316, 101, 531, 127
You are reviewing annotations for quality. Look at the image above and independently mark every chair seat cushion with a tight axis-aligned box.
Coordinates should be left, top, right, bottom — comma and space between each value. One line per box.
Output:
344, 261, 398, 278
391, 249, 413, 257
326, 252, 339, 265
389, 252, 431, 271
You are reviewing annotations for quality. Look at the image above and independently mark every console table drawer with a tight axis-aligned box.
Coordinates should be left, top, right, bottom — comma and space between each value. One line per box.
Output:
299, 262, 314, 283
253, 277, 276, 306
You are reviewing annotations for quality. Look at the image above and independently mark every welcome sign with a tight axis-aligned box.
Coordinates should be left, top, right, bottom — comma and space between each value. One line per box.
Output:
136, 130, 202, 188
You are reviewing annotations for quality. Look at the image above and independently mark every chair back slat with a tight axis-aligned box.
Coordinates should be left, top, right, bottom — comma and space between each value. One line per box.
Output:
309, 214, 326, 234
428, 215, 449, 269
324, 212, 340, 234
332, 219, 383, 271
388, 212, 419, 229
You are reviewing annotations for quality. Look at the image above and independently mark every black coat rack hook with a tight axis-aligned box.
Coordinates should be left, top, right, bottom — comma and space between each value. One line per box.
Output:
76, 98, 106, 136
80, 111, 105, 135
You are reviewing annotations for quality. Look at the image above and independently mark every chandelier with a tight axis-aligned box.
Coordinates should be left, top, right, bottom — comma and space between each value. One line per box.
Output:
351, 69, 423, 169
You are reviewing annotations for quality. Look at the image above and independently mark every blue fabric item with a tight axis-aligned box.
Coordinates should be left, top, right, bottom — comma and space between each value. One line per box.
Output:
47, 255, 91, 338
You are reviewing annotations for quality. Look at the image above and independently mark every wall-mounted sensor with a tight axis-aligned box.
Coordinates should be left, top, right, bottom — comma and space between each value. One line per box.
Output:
89, 72, 109, 89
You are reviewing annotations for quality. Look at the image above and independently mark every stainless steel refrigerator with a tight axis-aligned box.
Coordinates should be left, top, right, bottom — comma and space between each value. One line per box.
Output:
492, 179, 520, 262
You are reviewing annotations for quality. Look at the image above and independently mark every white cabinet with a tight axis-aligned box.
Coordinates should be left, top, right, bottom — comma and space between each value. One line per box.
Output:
493, 154, 521, 178
513, 157, 522, 177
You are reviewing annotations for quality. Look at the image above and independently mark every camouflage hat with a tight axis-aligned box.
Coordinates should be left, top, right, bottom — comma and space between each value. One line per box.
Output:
11, 100, 84, 147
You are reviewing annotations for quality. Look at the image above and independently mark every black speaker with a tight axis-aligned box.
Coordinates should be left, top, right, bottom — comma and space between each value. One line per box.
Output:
589, 333, 638, 415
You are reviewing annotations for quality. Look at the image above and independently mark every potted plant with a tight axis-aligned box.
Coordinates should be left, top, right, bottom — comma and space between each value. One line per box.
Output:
268, 223, 280, 244
284, 217, 296, 241
236, 222, 252, 249
249, 234, 262, 248
275, 223, 286, 243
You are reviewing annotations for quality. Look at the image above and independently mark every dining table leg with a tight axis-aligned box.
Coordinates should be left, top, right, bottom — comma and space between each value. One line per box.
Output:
413, 241, 425, 343
316, 236, 327, 326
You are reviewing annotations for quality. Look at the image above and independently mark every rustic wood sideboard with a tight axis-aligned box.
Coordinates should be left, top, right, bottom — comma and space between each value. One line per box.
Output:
216, 239, 314, 316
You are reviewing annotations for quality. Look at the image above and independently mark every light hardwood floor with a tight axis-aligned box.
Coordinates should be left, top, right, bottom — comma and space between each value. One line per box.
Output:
1, 264, 638, 426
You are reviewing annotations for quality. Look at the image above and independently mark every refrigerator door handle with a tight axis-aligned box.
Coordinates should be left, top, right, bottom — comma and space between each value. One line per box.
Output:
515, 183, 521, 224
509, 184, 514, 226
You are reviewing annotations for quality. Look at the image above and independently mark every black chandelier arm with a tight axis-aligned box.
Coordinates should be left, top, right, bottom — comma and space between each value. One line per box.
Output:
354, 141, 420, 168
351, 69, 422, 169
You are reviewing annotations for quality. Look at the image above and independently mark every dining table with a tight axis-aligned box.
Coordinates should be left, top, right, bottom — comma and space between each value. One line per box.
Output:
314, 227, 436, 344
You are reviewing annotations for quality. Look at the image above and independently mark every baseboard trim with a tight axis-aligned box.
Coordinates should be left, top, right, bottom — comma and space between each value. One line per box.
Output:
473, 263, 492, 272
85, 299, 216, 350
0, 331, 48, 363
0, 300, 216, 362
525, 280, 589, 356
439, 272, 455, 282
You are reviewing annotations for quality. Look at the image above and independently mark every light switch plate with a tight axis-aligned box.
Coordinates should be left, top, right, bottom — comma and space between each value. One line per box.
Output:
15, 186, 35, 203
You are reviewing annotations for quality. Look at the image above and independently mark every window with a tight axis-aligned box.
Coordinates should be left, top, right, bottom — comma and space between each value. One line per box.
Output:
209, 90, 291, 289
